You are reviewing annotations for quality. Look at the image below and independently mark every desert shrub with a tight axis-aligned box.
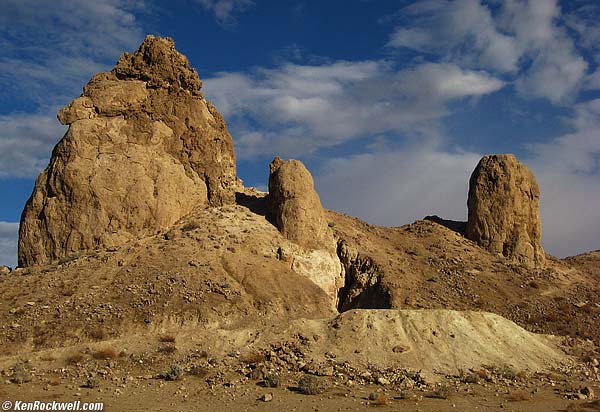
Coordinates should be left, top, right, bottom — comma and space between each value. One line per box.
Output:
500, 366, 517, 380
89, 327, 106, 341
10, 362, 32, 384
158, 345, 177, 354
66, 352, 85, 365
460, 370, 480, 384
261, 374, 280, 388
159, 364, 183, 381
298, 375, 320, 395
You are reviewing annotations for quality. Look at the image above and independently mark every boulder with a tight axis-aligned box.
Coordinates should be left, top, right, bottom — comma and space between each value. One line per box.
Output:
267, 157, 332, 250
466, 154, 545, 268
18, 35, 238, 267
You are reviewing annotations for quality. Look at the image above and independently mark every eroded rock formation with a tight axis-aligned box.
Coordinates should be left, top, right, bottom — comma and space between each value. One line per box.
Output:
466, 154, 545, 268
19, 35, 237, 267
267, 157, 332, 250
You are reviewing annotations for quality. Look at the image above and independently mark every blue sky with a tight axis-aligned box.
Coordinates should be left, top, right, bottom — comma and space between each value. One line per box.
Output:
1, 0, 599, 267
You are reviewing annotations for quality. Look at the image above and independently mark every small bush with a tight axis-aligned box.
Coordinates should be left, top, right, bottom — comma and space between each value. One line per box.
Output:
460, 371, 480, 384
298, 375, 320, 395
159, 364, 183, 381
500, 366, 517, 380
66, 352, 85, 365
89, 327, 106, 341
158, 345, 177, 354
398, 390, 411, 400
261, 374, 280, 388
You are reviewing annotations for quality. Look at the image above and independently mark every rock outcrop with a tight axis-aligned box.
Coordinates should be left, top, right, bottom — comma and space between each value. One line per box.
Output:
267, 157, 331, 250
466, 154, 545, 268
18, 35, 237, 267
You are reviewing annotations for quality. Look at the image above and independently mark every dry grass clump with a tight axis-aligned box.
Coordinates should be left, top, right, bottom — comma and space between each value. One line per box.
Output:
89, 326, 106, 341
66, 352, 85, 365
92, 347, 119, 360
298, 375, 321, 395
158, 344, 177, 354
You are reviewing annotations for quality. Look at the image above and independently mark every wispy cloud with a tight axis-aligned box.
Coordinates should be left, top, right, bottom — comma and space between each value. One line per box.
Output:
387, 0, 589, 103
194, 0, 254, 25
0, 221, 19, 268
0, 0, 145, 178
0, 111, 67, 178
204, 61, 503, 158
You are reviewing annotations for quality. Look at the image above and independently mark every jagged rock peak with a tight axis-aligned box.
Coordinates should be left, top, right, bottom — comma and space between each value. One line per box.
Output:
267, 156, 332, 250
19, 35, 237, 267
114, 35, 203, 95
466, 154, 545, 268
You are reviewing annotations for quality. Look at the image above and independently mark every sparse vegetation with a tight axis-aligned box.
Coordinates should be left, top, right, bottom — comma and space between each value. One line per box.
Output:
159, 364, 183, 381
158, 344, 177, 354
261, 374, 280, 388
66, 352, 85, 365
297, 375, 320, 395
89, 326, 106, 341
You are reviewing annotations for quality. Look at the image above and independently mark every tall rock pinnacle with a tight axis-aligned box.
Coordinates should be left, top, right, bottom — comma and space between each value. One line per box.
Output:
466, 154, 545, 268
19, 35, 238, 267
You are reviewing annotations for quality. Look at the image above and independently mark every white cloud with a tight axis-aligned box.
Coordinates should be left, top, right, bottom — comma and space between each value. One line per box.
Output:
195, 0, 254, 24
0, 0, 145, 106
0, 0, 145, 178
0, 111, 66, 178
316, 147, 481, 226
388, 0, 519, 72
0, 222, 19, 268
388, 0, 589, 103
204, 61, 503, 158
527, 99, 600, 257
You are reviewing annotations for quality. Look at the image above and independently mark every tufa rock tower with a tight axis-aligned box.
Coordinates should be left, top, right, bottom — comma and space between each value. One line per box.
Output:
466, 154, 545, 268
19, 35, 238, 267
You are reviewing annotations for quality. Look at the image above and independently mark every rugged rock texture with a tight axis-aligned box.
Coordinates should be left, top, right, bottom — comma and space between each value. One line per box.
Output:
267, 157, 332, 250
18, 35, 237, 267
466, 154, 545, 268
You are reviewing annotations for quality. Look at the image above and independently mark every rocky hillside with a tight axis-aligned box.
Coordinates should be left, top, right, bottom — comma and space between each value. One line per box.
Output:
0, 37, 598, 402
